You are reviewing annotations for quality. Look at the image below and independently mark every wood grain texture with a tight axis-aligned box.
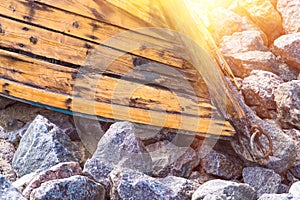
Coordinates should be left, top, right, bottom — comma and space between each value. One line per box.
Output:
0, 0, 184, 68
0, 15, 209, 101
0, 77, 235, 136
0, 49, 213, 117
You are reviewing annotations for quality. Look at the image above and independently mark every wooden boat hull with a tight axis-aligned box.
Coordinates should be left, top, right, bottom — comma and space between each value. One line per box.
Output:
0, 0, 236, 137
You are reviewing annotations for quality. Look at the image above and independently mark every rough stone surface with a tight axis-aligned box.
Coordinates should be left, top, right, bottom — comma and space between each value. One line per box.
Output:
0, 140, 14, 163
192, 179, 256, 200
6, 122, 30, 145
258, 193, 296, 200
290, 181, 300, 197
225, 51, 278, 78
239, 0, 283, 43
242, 167, 281, 197
11, 172, 37, 193
83, 121, 151, 192
0, 174, 26, 200
274, 81, 300, 129
146, 140, 199, 178
273, 33, 300, 70
109, 169, 181, 200
220, 31, 268, 56
277, 0, 300, 33
275, 63, 299, 82
188, 171, 216, 184
30, 175, 105, 200
202, 149, 243, 180
0, 160, 16, 183
159, 176, 200, 200
242, 70, 283, 118
22, 162, 82, 198
285, 129, 300, 179
260, 120, 296, 173
12, 115, 80, 177
0, 139, 16, 182
208, 8, 263, 44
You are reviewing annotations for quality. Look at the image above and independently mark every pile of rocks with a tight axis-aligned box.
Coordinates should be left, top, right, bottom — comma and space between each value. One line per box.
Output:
0, 0, 300, 199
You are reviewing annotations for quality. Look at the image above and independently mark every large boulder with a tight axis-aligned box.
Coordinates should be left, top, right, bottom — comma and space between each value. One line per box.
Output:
192, 179, 257, 200
273, 33, 300, 70
286, 129, 300, 179
0, 174, 26, 200
242, 167, 281, 197
30, 175, 105, 200
12, 115, 80, 177
277, 0, 300, 33
274, 80, 300, 129
241, 70, 283, 118
109, 169, 181, 200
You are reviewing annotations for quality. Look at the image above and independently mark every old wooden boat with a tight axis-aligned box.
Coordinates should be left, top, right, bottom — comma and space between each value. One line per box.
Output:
0, 0, 272, 163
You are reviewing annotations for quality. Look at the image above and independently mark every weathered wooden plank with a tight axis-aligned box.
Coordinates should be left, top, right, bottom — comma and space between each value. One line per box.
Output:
0, 15, 209, 100
29, 0, 157, 29
0, 49, 213, 117
0, 78, 235, 136
0, 0, 185, 69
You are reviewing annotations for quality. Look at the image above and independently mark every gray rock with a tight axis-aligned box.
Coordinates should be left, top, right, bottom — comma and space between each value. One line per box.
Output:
11, 172, 37, 193
242, 167, 281, 197
274, 63, 299, 82
146, 140, 199, 178
39, 111, 79, 141
12, 115, 80, 177
259, 120, 296, 174
285, 129, 300, 179
23, 162, 82, 198
290, 181, 300, 197
274, 81, 300, 129
0, 139, 16, 182
0, 159, 16, 183
220, 31, 268, 56
225, 51, 278, 78
242, 70, 283, 118
0, 126, 6, 140
202, 149, 243, 180
159, 176, 200, 200
30, 175, 105, 200
277, 0, 300, 33
83, 122, 151, 192
109, 169, 180, 200
188, 171, 216, 184
0, 140, 14, 164
258, 193, 296, 200
191, 179, 256, 200
273, 33, 300, 70
0, 174, 26, 200
6, 122, 30, 145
